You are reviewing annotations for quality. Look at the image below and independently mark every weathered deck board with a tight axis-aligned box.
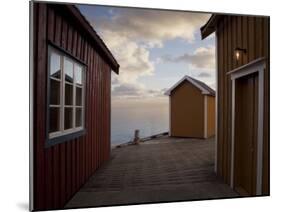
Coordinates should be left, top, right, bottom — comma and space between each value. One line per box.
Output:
65, 137, 238, 208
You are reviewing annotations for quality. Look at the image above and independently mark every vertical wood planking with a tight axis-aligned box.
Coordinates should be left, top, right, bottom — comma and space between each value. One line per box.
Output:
53, 12, 62, 208
107, 66, 110, 160
34, 3, 47, 209
76, 29, 82, 191
89, 46, 93, 174
81, 39, 87, 183
222, 17, 228, 182
83, 41, 87, 182
60, 16, 67, 207
217, 19, 224, 177
97, 54, 102, 167
97, 52, 100, 169
79, 36, 83, 188
265, 18, 269, 195
255, 17, 263, 59
232, 17, 237, 69
94, 50, 97, 171
262, 17, 269, 195
70, 27, 77, 195
106, 63, 109, 161
104, 64, 107, 161
100, 59, 103, 162
237, 16, 242, 67
86, 45, 91, 178
104, 65, 107, 161
93, 51, 98, 172
242, 16, 248, 65
96, 52, 100, 170
65, 22, 73, 202
105, 63, 109, 161
216, 15, 269, 195
45, 5, 54, 209
94, 50, 98, 171
231, 16, 237, 184
72, 29, 78, 57
89, 44, 92, 178
108, 70, 110, 159
101, 59, 104, 162
226, 16, 232, 184
84, 43, 88, 179
92, 47, 96, 174
89, 46, 94, 175
34, 3, 114, 210
91, 45, 94, 177
33, 4, 39, 207
248, 17, 255, 61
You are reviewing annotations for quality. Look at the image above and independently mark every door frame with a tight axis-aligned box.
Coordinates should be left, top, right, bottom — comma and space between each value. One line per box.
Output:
228, 57, 266, 195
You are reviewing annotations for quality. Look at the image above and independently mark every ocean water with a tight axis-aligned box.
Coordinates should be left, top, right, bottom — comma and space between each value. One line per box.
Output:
111, 99, 169, 145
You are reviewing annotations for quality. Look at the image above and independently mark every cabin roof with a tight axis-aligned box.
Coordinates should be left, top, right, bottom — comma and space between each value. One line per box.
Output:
200, 14, 223, 40
62, 5, 120, 74
164, 75, 215, 96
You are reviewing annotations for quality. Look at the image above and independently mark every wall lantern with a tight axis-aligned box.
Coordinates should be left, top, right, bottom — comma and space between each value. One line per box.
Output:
234, 47, 247, 61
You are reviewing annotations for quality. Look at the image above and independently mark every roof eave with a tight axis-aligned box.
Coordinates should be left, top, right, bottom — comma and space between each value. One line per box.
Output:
164, 75, 215, 96
203, 93, 216, 97
200, 14, 222, 40
164, 91, 170, 96
165, 90, 214, 97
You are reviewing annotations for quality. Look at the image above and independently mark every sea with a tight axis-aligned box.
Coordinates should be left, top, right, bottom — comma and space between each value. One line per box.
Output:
111, 98, 169, 146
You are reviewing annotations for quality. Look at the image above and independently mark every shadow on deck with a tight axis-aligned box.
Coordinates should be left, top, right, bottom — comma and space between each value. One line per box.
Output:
65, 136, 238, 208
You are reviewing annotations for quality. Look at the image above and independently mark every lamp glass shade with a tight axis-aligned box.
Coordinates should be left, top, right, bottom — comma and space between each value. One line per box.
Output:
235, 51, 240, 60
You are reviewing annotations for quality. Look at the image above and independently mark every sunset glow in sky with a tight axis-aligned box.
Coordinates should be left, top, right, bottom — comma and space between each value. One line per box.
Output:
78, 5, 215, 102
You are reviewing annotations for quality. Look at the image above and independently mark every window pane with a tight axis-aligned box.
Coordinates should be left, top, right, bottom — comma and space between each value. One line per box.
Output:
50, 52, 61, 79
64, 58, 74, 83
50, 79, 60, 105
49, 107, 60, 133
76, 108, 82, 127
64, 107, 73, 130
75, 65, 83, 86
65, 83, 73, 105
76, 87, 82, 106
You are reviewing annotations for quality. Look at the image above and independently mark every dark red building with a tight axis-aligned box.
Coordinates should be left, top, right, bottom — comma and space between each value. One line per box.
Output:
30, 2, 119, 210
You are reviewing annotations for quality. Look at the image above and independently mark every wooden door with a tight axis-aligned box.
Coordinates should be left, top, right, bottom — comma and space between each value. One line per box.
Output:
234, 72, 258, 196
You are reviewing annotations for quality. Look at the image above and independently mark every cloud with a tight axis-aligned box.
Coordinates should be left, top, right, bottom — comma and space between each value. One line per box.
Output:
161, 46, 215, 70
97, 9, 211, 47
197, 72, 212, 78
210, 83, 216, 90
112, 83, 144, 97
83, 7, 211, 98
88, 8, 210, 85
112, 83, 167, 99
101, 31, 155, 83
111, 75, 119, 85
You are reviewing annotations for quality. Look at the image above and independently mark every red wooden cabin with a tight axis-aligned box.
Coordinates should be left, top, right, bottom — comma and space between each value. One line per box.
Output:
30, 2, 119, 210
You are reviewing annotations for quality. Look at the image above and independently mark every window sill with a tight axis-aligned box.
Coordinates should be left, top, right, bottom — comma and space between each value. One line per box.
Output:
45, 129, 86, 148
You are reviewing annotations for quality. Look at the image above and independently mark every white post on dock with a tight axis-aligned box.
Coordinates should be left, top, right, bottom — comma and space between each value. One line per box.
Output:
133, 129, 140, 145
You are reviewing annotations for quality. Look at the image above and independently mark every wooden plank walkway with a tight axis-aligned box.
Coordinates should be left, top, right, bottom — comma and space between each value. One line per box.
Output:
65, 136, 238, 208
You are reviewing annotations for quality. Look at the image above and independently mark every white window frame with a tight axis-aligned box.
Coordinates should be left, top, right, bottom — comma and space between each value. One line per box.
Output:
48, 46, 85, 140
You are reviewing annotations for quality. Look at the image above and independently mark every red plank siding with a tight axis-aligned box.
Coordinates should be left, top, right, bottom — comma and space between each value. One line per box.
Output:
34, 3, 47, 209
60, 17, 67, 207
53, 12, 62, 208
33, 3, 114, 210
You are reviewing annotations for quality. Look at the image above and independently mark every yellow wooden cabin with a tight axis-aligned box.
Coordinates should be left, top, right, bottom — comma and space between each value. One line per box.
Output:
165, 75, 215, 139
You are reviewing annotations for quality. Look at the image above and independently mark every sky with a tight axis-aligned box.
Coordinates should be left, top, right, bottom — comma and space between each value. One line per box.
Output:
77, 5, 215, 104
